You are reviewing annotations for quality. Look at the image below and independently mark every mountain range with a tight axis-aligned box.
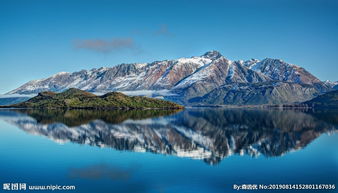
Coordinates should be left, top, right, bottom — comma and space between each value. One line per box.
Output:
6, 51, 337, 105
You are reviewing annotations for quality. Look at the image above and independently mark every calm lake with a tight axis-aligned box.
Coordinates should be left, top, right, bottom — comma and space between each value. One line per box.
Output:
0, 108, 337, 193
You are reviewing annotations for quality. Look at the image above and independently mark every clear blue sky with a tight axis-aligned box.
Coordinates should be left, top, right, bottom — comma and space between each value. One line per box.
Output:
1, 0, 338, 94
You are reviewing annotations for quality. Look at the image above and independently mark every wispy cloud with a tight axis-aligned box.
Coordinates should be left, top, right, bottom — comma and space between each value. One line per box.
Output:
73, 38, 139, 53
154, 24, 173, 37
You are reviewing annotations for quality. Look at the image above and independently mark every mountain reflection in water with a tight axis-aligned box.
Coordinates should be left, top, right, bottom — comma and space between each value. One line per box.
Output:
0, 108, 337, 165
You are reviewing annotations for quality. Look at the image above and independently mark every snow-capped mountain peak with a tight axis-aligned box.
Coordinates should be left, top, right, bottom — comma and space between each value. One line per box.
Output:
201, 50, 223, 60
243, 57, 321, 84
324, 80, 338, 89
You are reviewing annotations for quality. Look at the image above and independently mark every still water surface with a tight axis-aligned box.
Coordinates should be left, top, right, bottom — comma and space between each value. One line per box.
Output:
0, 108, 337, 193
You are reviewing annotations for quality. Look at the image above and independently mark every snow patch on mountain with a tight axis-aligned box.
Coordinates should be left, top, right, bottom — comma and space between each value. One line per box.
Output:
173, 57, 223, 89
227, 62, 235, 79
324, 80, 338, 88
176, 57, 212, 67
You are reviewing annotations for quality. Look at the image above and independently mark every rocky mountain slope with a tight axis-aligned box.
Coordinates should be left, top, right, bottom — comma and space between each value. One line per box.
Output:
6, 51, 335, 105
303, 90, 338, 109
